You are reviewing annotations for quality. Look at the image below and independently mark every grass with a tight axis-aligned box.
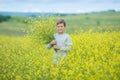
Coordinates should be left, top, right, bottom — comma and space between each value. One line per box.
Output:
0, 11, 120, 36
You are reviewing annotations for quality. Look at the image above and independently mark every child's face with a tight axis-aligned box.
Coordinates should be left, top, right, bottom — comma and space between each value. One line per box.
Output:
57, 23, 65, 34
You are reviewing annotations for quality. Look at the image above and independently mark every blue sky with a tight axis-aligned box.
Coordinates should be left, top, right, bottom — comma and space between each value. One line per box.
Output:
0, 0, 120, 13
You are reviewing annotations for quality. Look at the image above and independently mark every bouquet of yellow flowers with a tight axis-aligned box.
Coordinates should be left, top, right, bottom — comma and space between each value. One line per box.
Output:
27, 17, 56, 44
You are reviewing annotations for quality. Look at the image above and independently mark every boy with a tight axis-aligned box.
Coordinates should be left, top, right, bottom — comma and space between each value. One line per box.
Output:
46, 19, 72, 64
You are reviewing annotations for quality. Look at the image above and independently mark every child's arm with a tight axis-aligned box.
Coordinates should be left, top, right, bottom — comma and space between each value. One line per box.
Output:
46, 43, 52, 49
46, 40, 56, 49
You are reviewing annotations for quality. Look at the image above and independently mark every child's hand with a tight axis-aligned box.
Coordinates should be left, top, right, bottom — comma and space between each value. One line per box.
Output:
50, 40, 56, 45
53, 45, 61, 50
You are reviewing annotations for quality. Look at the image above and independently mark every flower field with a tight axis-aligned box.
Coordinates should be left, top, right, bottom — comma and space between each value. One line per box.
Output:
0, 30, 120, 80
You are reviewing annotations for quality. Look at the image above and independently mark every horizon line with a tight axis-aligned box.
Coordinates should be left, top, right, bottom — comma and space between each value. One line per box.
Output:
0, 9, 119, 14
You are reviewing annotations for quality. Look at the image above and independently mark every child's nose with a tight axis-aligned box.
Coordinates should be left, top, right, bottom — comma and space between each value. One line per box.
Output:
59, 27, 62, 29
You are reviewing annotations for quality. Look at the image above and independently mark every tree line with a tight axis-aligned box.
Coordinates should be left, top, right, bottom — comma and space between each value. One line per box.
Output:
0, 15, 11, 22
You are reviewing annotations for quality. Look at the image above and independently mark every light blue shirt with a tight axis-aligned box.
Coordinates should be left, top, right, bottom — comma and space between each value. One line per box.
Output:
46, 33, 72, 56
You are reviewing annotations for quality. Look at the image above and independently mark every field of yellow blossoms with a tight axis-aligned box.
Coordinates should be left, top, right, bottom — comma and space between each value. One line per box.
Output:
0, 30, 120, 80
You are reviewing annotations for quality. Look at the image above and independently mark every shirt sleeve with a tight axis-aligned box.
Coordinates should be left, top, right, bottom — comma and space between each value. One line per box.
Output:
60, 35, 72, 52
46, 43, 52, 49
46, 34, 55, 49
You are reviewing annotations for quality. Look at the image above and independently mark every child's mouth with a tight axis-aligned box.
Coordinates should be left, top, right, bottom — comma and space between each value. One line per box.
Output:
58, 30, 62, 32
